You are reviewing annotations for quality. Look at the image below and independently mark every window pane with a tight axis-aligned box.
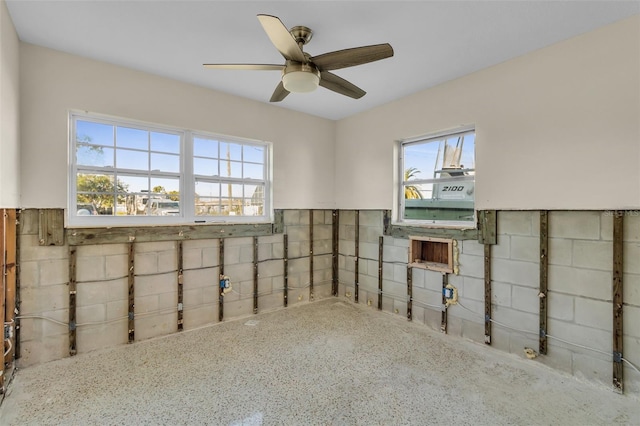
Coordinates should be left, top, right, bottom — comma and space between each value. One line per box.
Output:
118, 175, 149, 193
220, 160, 242, 178
116, 127, 148, 150
195, 181, 220, 197
151, 132, 180, 153
151, 153, 180, 173
194, 158, 219, 176
221, 183, 243, 198
243, 163, 264, 179
220, 142, 242, 161
116, 149, 148, 170
243, 145, 264, 163
196, 197, 224, 216
150, 177, 180, 194
194, 137, 218, 158
76, 121, 113, 147
401, 130, 475, 224
77, 145, 114, 167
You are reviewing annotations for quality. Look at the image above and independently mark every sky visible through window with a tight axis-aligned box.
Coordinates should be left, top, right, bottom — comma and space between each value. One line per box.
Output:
404, 133, 475, 181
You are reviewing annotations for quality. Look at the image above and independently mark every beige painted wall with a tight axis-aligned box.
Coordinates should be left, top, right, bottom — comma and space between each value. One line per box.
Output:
335, 15, 640, 211
0, 0, 20, 207
19, 43, 336, 210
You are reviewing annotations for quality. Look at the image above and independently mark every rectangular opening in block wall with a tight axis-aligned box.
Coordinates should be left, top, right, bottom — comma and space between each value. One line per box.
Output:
409, 236, 453, 273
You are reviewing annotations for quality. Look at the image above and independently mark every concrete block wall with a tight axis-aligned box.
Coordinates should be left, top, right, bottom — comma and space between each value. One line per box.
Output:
17, 209, 333, 367
337, 209, 640, 396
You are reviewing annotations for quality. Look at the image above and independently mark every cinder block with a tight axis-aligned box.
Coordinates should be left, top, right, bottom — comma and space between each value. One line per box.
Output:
461, 319, 484, 342
359, 210, 382, 227
424, 270, 443, 291
448, 298, 484, 323
461, 276, 484, 302
491, 235, 511, 260
183, 305, 216, 329
77, 281, 109, 307
572, 240, 612, 271
18, 308, 68, 341
508, 331, 539, 358
457, 254, 484, 279
575, 297, 612, 331
107, 300, 127, 321
462, 239, 484, 256
340, 210, 355, 225
224, 263, 254, 282
202, 244, 220, 267
383, 244, 407, 264
625, 273, 640, 307
511, 285, 539, 314
498, 211, 533, 236
18, 335, 68, 368
361, 226, 383, 244
393, 238, 409, 249
76, 256, 105, 282
77, 303, 106, 324
286, 226, 308, 243
547, 291, 574, 321
135, 312, 177, 341
258, 292, 284, 312
283, 209, 301, 225
135, 274, 176, 298
136, 241, 175, 253
159, 291, 178, 310
624, 214, 640, 241
600, 212, 613, 242
224, 298, 254, 319
548, 238, 572, 266
490, 327, 512, 353
202, 286, 218, 305
314, 224, 332, 241
492, 258, 538, 288
547, 318, 611, 352
77, 322, 127, 354
411, 305, 425, 325
239, 244, 254, 264
424, 307, 442, 331
78, 244, 128, 257
446, 315, 462, 337
105, 254, 128, 279
549, 211, 600, 240
510, 236, 540, 262
623, 304, 640, 338
542, 343, 573, 374
40, 259, 70, 286
20, 237, 68, 262
490, 305, 538, 335
572, 353, 610, 386
491, 281, 512, 308
19, 260, 39, 288
548, 265, 611, 299
411, 268, 426, 289
134, 252, 159, 275
21, 284, 68, 313
135, 295, 159, 315
623, 242, 640, 274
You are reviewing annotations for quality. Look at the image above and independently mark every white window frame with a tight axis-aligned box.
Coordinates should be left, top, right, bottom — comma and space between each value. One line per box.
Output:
396, 125, 476, 228
68, 111, 272, 227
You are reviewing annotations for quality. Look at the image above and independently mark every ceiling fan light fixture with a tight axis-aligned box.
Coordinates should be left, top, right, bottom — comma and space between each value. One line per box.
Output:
283, 71, 319, 93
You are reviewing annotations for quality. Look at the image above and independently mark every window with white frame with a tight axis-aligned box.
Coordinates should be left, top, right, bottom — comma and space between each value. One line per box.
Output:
69, 113, 271, 226
398, 127, 476, 225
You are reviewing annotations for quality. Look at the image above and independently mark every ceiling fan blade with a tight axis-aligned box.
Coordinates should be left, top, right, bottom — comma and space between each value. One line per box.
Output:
312, 43, 393, 71
257, 14, 306, 63
203, 64, 283, 71
319, 72, 366, 99
270, 81, 290, 102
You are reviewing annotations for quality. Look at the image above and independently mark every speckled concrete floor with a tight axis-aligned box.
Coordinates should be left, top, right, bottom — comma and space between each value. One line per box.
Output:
1, 299, 638, 425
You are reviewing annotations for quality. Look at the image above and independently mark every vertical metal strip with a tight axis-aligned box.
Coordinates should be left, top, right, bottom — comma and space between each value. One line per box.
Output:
309, 210, 314, 301
177, 241, 184, 331
69, 246, 77, 355
332, 209, 339, 296
354, 210, 360, 303
612, 211, 624, 393
283, 234, 288, 307
441, 273, 448, 333
539, 210, 548, 355
128, 242, 135, 343
407, 266, 413, 321
484, 243, 492, 345
378, 236, 383, 311
253, 236, 259, 314
219, 238, 224, 322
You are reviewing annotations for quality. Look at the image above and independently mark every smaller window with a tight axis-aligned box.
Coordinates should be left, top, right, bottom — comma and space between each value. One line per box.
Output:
399, 127, 476, 226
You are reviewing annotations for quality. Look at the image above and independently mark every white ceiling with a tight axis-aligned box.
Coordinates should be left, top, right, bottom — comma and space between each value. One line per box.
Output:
6, 1, 639, 120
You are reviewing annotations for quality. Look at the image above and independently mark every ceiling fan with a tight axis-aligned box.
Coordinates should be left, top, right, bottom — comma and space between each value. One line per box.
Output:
204, 14, 394, 102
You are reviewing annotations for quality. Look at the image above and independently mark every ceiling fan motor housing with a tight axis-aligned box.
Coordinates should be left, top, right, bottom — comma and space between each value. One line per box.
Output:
282, 60, 320, 93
